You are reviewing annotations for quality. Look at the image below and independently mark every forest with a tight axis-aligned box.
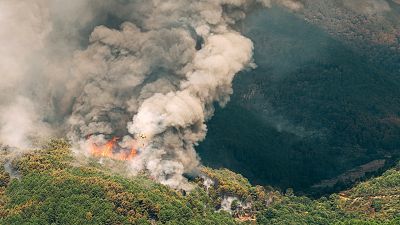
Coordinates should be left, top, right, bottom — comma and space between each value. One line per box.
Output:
1, 139, 399, 224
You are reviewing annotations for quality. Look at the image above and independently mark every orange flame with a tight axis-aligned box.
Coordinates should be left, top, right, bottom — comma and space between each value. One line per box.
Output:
89, 137, 137, 161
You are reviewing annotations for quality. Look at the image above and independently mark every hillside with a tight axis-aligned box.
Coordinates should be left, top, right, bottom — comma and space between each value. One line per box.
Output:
1, 140, 400, 224
1, 1, 400, 225
197, 6, 400, 195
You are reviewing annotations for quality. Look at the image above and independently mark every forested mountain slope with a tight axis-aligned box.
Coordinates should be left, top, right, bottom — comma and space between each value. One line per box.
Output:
197, 7, 400, 195
1, 140, 399, 224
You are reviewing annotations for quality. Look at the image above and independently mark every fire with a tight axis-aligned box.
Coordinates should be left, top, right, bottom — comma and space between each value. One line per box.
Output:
89, 137, 137, 161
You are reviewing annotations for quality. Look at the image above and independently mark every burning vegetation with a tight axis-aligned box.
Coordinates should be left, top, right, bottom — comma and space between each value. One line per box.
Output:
88, 137, 137, 161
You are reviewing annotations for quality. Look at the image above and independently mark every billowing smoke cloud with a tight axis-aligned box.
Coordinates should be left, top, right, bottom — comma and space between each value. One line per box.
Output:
0, 0, 261, 189
0, 97, 51, 149
0, 0, 52, 149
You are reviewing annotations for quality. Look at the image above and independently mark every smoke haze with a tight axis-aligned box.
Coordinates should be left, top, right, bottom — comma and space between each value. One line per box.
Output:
0, 0, 263, 189
2, 0, 395, 189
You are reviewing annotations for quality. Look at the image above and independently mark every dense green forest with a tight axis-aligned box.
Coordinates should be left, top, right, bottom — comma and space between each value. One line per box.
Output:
1, 139, 400, 224
197, 7, 400, 195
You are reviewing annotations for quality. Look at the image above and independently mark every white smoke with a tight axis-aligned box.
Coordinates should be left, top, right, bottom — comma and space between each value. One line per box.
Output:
258, 0, 303, 11
0, 0, 260, 189
220, 196, 240, 212
0, 0, 52, 148
276, 0, 304, 11
0, 97, 51, 149
202, 175, 215, 191
342, 0, 391, 15
219, 195, 251, 213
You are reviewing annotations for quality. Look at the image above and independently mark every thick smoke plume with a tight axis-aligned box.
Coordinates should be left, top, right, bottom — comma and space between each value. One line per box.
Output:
0, 0, 265, 189
2, 0, 395, 189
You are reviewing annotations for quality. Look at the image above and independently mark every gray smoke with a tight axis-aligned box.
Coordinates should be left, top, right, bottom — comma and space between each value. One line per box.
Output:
0, 0, 263, 189
2, 0, 396, 189
342, 0, 391, 15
